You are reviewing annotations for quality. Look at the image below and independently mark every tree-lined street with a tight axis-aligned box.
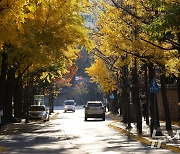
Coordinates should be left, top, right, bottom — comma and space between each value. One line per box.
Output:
0, 0, 179, 153
0, 107, 175, 154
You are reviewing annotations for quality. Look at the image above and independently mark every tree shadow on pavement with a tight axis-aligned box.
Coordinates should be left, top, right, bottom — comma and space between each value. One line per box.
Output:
0, 121, 82, 154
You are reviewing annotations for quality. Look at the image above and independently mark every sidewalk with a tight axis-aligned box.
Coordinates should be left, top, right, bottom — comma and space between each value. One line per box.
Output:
0, 112, 59, 152
107, 113, 180, 153
0, 112, 59, 132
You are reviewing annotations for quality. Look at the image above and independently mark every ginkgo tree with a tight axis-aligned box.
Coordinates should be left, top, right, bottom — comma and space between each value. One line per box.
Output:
107, 0, 180, 132
86, 0, 179, 134
0, 0, 93, 123
86, 57, 117, 92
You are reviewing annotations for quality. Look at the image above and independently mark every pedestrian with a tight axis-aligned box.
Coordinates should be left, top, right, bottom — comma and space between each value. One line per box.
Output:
142, 103, 146, 121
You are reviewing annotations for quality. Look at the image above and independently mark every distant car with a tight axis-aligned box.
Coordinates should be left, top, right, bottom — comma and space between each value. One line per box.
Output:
64, 100, 76, 112
84, 101, 105, 121
28, 105, 49, 121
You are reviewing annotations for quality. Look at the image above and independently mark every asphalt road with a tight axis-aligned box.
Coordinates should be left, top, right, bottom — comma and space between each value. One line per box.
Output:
0, 106, 175, 154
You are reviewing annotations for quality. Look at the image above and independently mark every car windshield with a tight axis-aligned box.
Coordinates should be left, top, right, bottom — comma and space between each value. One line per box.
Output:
65, 101, 74, 105
29, 106, 45, 111
87, 103, 102, 107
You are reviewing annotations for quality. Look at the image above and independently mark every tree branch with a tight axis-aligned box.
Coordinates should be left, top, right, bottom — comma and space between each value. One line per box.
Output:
140, 37, 175, 50
110, 0, 146, 23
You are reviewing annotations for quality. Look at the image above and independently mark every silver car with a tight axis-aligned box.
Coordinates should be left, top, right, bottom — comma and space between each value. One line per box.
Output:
64, 100, 76, 112
29, 105, 49, 121
84, 101, 105, 121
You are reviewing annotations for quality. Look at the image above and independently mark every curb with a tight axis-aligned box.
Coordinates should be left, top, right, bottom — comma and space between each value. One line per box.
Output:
49, 112, 59, 120
107, 114, 180, 153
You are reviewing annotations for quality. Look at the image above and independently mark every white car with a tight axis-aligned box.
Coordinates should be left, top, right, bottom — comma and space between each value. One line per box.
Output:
28, 105, 49, 121
84, 101, 105, 121
64, 100, 76, 112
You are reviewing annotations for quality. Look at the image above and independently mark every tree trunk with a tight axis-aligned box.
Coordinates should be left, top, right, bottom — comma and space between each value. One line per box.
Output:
177, 33, 180, 121
148, 64, 161, 136
160, 73, 172, 130
14, 79, 23, 119
23, 85, 28, 118
178, 77, 180, 102
0, 53, 8, 112
177, 32, 180, 102
0, 52, 8, 125
4, 67, 15, 123
118, 92, 123, 115
122, 65, 128, 123
133, 58, 142, 134
49, 91, 54, 114
112, 90, 119, 114
144, 65, 149, 125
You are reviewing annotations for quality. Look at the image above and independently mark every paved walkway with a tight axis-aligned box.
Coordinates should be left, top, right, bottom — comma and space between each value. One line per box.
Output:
0, 112, 59, 152
107, 113, 180, 153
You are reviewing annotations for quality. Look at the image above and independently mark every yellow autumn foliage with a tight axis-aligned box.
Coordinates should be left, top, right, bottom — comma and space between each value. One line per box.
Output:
86, 58, 117, 92
93, 0, 179, 77
0, 0, 94, 83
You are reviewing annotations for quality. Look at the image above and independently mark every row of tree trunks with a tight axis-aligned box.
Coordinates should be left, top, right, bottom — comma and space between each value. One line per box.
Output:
0, 49, 24, 124
117, 61, 173, 136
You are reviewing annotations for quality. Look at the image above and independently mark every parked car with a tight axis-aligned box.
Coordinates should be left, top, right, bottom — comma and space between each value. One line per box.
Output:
28, 105, 49, 121
64, 100, 76, 112
84, 101, 105, 121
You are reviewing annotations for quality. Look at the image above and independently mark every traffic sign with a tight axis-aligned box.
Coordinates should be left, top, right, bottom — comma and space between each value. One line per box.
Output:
149, 78, 159, 93
110, 93, 114, 99
75, 76, 79, 81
